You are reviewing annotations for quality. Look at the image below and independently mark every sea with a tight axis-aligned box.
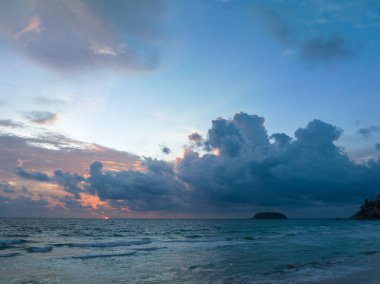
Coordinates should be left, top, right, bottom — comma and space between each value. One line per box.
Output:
1, 218, 380, 283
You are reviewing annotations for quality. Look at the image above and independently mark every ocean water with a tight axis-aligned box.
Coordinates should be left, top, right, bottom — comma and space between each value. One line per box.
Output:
1, 218, 380, 283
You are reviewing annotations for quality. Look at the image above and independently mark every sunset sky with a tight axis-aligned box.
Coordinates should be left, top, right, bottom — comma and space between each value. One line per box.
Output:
1, 0, 380, 218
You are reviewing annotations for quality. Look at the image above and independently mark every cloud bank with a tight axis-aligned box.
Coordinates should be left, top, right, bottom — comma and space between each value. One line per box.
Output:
11, 112, 380, 217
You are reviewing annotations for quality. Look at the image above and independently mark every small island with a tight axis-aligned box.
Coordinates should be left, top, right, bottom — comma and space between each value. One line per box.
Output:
251, 212, 288, 219
351, 196, 380, 220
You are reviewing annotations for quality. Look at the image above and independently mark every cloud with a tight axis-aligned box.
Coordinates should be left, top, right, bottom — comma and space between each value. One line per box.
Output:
86, 158, 186, 212
252, 2, 361, 63
15, 167, 50, 182
0, 0, 166, 73
14, 15, 42, 39
0, 127, 140, 208
0, 195, 52, 217
300, 36, 354, 62
23, 111, 57, 125
254, 6, 290, 44
357, 126, 380, 138
53, 170, 85, 199
0, 131, 139, 177
160, 146, 171, 155
15, 167, 85, 199
0, 181, 16, 193
188, 132, 203, 143
188, 132, 204, 148
13, 112, 380, 218
174, 116, 380, 215
33, 97, 68, 106
0, 119, 23, 128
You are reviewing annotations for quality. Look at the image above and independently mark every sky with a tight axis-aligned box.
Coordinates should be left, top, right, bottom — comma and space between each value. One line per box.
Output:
0, 0, 380, 218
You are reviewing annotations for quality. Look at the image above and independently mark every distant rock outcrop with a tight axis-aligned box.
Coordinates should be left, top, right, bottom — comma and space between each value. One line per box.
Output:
352, 196, 380, 220
251, 212, 288, 219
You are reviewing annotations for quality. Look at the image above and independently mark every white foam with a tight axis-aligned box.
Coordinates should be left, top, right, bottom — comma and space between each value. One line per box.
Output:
67, 239, 151, 248
72, 251, 136, 259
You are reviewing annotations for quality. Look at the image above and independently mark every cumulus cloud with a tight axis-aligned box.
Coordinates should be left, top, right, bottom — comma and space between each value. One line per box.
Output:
53, 170, 85, 199
87, 158, 186, 212
14, 112, 380, 217
0, 0, 165, 73
357, 126, 380, 138
23, 111, 57, 125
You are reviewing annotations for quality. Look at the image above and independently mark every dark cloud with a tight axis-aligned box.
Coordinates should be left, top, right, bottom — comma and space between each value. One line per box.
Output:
0, 0, 165, 73
160, 146, 171, 155
15, 167, 50, 182
0, 130, 140, 201
87, 158, 185, 212
204, 112, 269, 157
188, 132, 203, 148
254, 6, 290, 44
53, 170, 85, 199
0, 195, 52, 217
376, 144, 380, 151
23, 111, 57, 125
0, 181, 16, 193
252, 2, 359, 63
10, 112, 380, 217
0, 119, 23, 128
357, 126, 380, 138
300, 36, 353, 62
175, 116, 379, 214
188, 132, 203, 143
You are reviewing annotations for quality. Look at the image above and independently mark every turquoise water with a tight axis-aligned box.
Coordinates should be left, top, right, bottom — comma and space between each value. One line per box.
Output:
1, 218, 380, 283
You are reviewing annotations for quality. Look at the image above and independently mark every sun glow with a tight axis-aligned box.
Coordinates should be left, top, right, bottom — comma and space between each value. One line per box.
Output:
212, 148, 220, 156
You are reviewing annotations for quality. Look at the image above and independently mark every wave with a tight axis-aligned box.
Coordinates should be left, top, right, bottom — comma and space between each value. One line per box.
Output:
0, 252, 20, 258
361, 250, 378, 256
0, 239, 28, 247
132, 246, 166, 252
185, 235, 203, 238
27, 246, 53, 253
66, 239, 151, 248
72, 251, 136, 259
2, 234, 30, 238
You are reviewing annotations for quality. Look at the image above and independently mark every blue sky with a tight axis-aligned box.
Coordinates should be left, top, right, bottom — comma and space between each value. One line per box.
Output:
0, 0, 380, 218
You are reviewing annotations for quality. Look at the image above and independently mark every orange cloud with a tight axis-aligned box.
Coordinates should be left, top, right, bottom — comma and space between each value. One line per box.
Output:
15, 16, 42, 39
